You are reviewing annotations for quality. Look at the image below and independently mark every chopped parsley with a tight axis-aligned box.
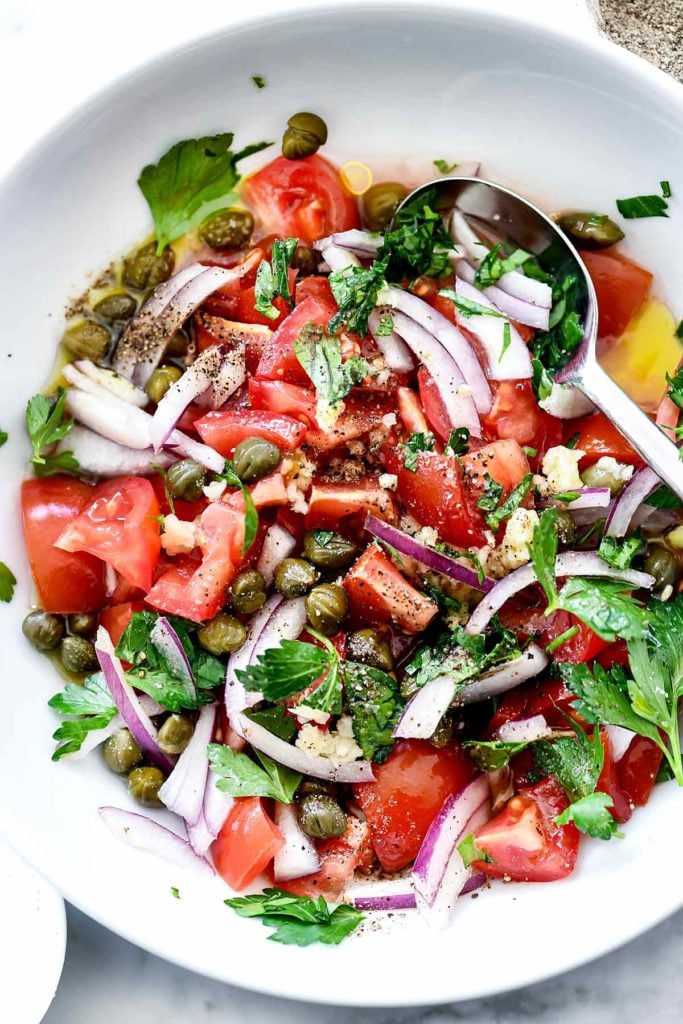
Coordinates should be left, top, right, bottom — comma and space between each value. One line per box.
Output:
0, 562, 16, 603
483, 472, 533, 532
375, 312, 394, 337
444, 427, 470, 457
208, 744, 302, 802
171, 886, 181, 899
661, 180, 672, 199
48, 673, 118, 760
402, 431, 435, 472
251, 74, 267, 89
473, 244, 530, 289
0, 428, 7, 447
25, 389, 79, 477
328, 258, 389, 336
294, 324, 369, 429
598, 533, 644, 570
676, 320, 683, 340
215, 460, 259, 554
457, 833, 490, 867
438, 288, 505, 319
532, 358, 554, 402
254, 237, 298, 320
616, 187, 669, 220
666, 366, 683, 410
406, 623, 520, 691
433, 159, 459, 174
476, 473, 504, 515
225, 888, 364, 946
344, 662, 404, 763
501, 321, 512, 360
464, 738, 529, 771
377, 189, 454, 279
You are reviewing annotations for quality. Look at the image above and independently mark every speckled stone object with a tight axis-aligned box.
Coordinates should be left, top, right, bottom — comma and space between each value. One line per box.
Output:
599, 0, 683, 83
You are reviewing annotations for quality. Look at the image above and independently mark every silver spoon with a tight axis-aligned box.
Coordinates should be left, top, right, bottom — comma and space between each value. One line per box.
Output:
394, 177, 683, 500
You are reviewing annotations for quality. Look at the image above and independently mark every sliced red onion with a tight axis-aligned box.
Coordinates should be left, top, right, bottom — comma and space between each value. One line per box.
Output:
368, 310, 415, 373
457, 261, 550, 331
186, 810, 215, 858
630, 505, 677, 533
412, 775, 490, 907
365, 514, 493, 592
605, 467, 659, 538
322, 229, 383, 257
202, 773, 235, 838
450, 210, 489, 267
158, 705, 216, 827
417, 800, 491, 930
497, 714, 551, 743
605, 724, 636, 762
167, 430, 225, 473
150, 345, 245, 450
539, 382, 595, 420
465, 553, 654, 636
319, 243, 361, 273
346, 878, 417, 911
454, 644, 549, 705
98, 806, 213, 875
453, 278, 531, 381
378, 284, 492, 414
237, 715, 374, 783
256, 524, 297, 587
393, 675, 455, 740
95, 627, 174, 773
273, 803, 321, 882
56, 426, 175, 477
150, 617, 194, 686
387, 309, 481, 435
72, 360, 148, 406
563, 487, 611, 511
460, 870, 487, 896
487, 767, 514, 813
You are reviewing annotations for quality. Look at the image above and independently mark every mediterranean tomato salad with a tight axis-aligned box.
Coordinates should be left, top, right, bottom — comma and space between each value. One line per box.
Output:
9, 106, 683, 945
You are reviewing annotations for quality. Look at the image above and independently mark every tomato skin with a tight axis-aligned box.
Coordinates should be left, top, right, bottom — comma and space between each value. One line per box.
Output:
55, 477, 161, 593
99, 601, 145, 647
617, 735, 663, 807
248, 377, 316, 423
295, 276, 336, 307
568, 411, 642, 468
195, 409, 307, 455
242, 154, 359, 243
597, 730, 632, 823
212, 797, 284, 891
499, 605, 609, 665
284, 818, 373, 899
484, 381, 563, 462
397, 386, 429, 435
390, 449, 486, 547
582, 250, 652, 339
21, 477, 108, 614
474, 778, 580, 882
256, 294, 337, 384
417, 367, 451, 441
353, 739, 475, 872
343, 543, 437, 634
461, 439, 531, 500
306, 480, 398, 531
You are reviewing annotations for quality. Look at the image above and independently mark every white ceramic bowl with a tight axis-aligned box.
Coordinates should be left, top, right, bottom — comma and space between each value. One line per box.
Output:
2, 3, 683, 1007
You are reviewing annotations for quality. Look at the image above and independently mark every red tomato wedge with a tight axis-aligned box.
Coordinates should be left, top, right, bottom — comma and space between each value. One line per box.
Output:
343, 543, 437, 634
353, 739, 475, 873
617, 735, 663, 808
568, 411, 643, 468
242, 154, 359, 243
256, 294, 337, 384
461, 439, 531, 501
284, 818, 374, 899
389, 449, 486, 548
54, 477, 160, 593
484, 380, 563, 460
212, 797, 284, 891
195, 409, 307, 455
473, 778, 580, 882
582, 250, 653, 340
597, 729, 632, 823
248, 378, 316, 423
146, 501, 244, 622
21, 477, 108, 614
417, 367, 451, 441
306, 480, 398, 530
397, 386, 429, 435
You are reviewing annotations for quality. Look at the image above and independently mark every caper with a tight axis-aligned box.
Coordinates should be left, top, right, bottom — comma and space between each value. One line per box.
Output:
305, 583, 348, 636
92, 291, 137, 321
554, 508, 576, 547
282, 112, 328, 161
62, 320, 111, 361
363, 182, 409, 231
643, 546, 681, 592
166, 459, 206, 501
166, 331, 189, 357
60, 635, 99, 674
429, 713, 457, 749
557, 212, 625, 250
274, 558, 319, 598
145, 364, 183, 404
298, 777, 335, 799
229, 569, 267, 614
128, 766, 165, 807
297, 792, 347, 839
581, 460, 629, 496
103, 728, 142, 774
233, 436, 281, 482
22, 610, 65, 652
290, 245, 318, 275
302, 530, 357, 571
67, 612, 98, 637
197, 612, 247, 655
158, 713, 195, 755
346, 628, 394, 672
198, 208, 254, 249
122, 241, 175, 291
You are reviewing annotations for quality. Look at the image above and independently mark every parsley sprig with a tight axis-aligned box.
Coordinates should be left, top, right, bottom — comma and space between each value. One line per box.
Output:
25, 389, 79, 477
328, 258, 389, 337
0, 563, 17, 603
208, 744, 302, 802
225, 888, 364, 946
294, 323, 368, 429
254, 237, 298, 320
48, 674, 118, 761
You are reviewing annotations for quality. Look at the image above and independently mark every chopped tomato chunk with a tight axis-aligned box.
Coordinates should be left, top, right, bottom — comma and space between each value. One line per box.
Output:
195, 409, 307, 455
306, 480, 398, 530
343, 543, 437, 634
617, 735, 663, 807
212, 797, 284, 891
256, 294, 337, 384
397, 387, 429, 435
284, 818, 373, 899
389, 449, 486, 547
568, 411, 643, 468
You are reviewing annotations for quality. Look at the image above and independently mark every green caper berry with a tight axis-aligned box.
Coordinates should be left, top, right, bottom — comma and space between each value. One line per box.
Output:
363, 182, 409, 231
557, 212, 625, 250
232, 436, 281, 483
158, 714, 195, 755
122, 241, 175, 291
145, 364, 183, 404
302, 530, 357, 571
128, 766, 165, 807
166, 331, 189, 357
297, 792, 347, 839
62, 320, 111, 361
274, 558, 319, 598
60, 635, 99, 674
103, 728, 143, 774
282, 113, 329, 161
290, 245, 318, 275
92, 291, 137, 321
67, 612, 98, 637
346, 628, 394, 672
198, 208, 254, 249
197, 613, 247, 655
22, 610, 65, 652
166, 459, 206, 501
287, 112, 328, 143
230, 569, 267, 614
297, 778, 335, 799
554, 508, 577, 547
581, 462, 628, 496
305, 583, 348, 636
429, 714, 456, 749
643, 546, 680, 592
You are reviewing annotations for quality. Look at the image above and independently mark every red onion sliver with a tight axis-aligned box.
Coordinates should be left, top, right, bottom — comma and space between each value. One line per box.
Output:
167, 430, 225, 473
487, 767, 514, 814
455, 644, 548, 705
393, 675, 455, 740
605, 467, 660, 538
323, 229, 383, 257
273, 803, 321, 882
57, 426, 175, 477
237, 714, 374, 783
418, 800, 491, 930
99, 806, 213, 875
453, 278, 532, 381
256, 524, 297, 587
150, 616, 194, 685
497, 714, 551, 743
457, 261, 550, 331
158, 705, 216, 827
72, 360, 148, 406
202, 774, 235, 840
368, 310, 415, 373
354, 892, 417, 912
465, 552, 654, 636
319, 243, 361, 273
186, 810, 215, 858
95, 627, 173, 773
563, 487, 611, 511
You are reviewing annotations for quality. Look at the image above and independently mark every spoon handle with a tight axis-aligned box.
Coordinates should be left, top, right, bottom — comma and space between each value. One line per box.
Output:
573, 361, 683, 500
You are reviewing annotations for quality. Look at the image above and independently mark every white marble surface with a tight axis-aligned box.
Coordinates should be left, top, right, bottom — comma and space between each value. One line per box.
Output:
3, 1, 683, 1020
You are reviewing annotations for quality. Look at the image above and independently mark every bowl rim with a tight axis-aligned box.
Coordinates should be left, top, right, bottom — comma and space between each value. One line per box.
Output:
3, 1, 683, 1006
